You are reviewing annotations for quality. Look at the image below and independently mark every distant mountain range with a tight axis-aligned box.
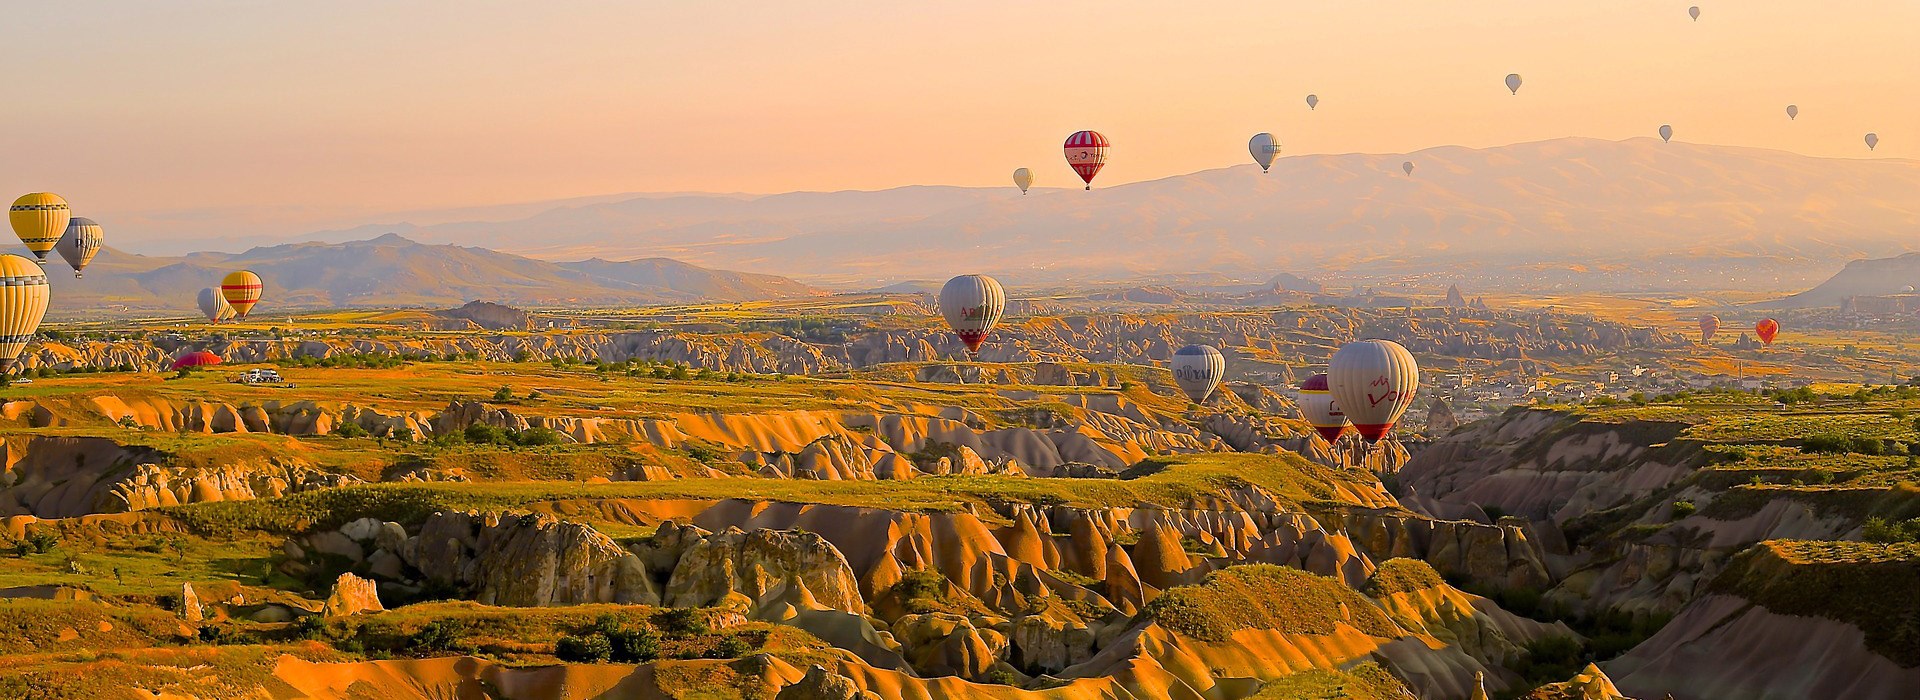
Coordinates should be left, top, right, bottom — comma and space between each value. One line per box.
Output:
46, 234, 816, 317
1774, 252, 1920, 308
196, 137, 1919, 291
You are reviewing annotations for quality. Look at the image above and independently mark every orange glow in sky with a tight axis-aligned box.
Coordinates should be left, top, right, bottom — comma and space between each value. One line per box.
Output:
0, 1, 1913, 242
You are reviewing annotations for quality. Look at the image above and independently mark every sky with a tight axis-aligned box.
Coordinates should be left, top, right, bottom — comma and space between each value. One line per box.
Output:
1, 1, 1914, 250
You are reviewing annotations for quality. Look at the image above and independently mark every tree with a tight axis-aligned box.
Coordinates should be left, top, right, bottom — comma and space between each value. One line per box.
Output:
492, 385, 515, 402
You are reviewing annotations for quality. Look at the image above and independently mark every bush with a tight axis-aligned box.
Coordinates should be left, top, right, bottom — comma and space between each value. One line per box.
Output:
24, 530, 59, 555
657, 608, 709, 637
514, 427, 565, 447
464, 423, 511, 446
492, 385, 515, 402
1801, 433, 1854, 454
331, 422, 370, 439
1862, 517, 1920, 543
708, 635, 752, 658
983, 669, 1019, 686
555, 633, 613, 662
408, 620, 467, 653
1670, 500, 1697, 519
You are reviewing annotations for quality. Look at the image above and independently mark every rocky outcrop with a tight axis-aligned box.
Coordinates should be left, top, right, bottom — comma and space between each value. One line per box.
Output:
633, 521, 866, 615
1526, 663, 1634, 700
891, 613, 1009, 680
776, 665, 881, 700
322, 573, 383, 616
0, 435, 356, 519
399, 511, 654, 606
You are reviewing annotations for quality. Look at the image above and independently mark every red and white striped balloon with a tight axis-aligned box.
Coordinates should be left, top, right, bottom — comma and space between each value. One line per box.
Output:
1063, 131, 1109, 189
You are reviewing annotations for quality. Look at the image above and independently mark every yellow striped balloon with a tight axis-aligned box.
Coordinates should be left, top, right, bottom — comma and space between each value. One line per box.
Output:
220, 270, 263, 318
10, 193, 71, 264
0, 254, 50, 374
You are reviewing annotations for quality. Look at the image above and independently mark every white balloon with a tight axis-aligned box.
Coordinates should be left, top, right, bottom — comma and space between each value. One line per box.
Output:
1170, 344, 1225, 403
938, 274, 1005, 358
1012, 168, 1034, 194
1248, 133, 1280, 172
1328, 339, 1419, 444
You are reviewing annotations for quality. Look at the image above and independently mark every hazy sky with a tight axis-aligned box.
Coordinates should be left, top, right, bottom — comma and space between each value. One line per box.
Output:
1, 1, 1914, 247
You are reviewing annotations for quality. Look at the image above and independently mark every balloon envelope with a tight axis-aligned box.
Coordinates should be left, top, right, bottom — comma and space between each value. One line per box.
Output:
1659, 125, 1673, 142
1689, 6, 1700, 20
1305, 94, 1318, 110
0, 255, 49, 373
9, 193, 70, 264
1786, 105, 1799, 120
1248, 133, 1280, 172
1698, 314, 1720, 343
1329, 340, 1419, 444
938, 274, 1006, 355
1756, 319, 1779, 346
1298, 373, 1350, 443
198, 287, 235, 323
221, 270, 263, 318
170, 350, 222, 370
1402, 161, 1414, 176
55, 217, 103, 278
1505, 74, 1523, 94
1866, 133, 1879, 150
1012, 168, 1033, 194
1170, 344, 1225, 403
1063, 131, 1109, 189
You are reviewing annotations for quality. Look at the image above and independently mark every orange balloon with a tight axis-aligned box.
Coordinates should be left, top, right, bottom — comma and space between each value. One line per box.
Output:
1755, 318, 1779, 346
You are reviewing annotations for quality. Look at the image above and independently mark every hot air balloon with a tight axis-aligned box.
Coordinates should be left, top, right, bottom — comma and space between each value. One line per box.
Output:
1012, 168, 1034, 194
938, 274, 1005, 358
1659, 125, 1673, 142
9, 193, 70, 265
1249, 133, 1280, 172
55, 217, 103, 278
170, 350, 222, 371
1305, 94, 1319, 110
1505, 74, 1523, 95
221, 270, 263, 319
1171, 344, 1225, 403
1328, 339, 1419, 444
1866, 133, 1880, 151
1063, 131, 1109, 190
1755, 318, 1779, 346
198, 287, 235, 323
0, 255, 49, 375
1689, 6, 1700, 21
1699, 314, 1720, 343
1402, 162, 1415, 176
1786, 104, 1799, 120
1298, 373, 1350, 443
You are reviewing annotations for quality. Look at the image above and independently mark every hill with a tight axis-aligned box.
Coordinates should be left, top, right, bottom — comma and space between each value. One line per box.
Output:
1772, 252, 1920, 308
42, 234, 817, 317
326, 138, 1920, 290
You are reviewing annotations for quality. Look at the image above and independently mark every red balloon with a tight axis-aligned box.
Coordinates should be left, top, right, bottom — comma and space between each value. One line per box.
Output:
1755, 318, 1779, 346
1063, 131, 1109, 189
170, 351, 223, 370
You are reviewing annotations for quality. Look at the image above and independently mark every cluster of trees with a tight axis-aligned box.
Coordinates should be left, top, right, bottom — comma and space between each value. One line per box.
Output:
555, 611, 752, 663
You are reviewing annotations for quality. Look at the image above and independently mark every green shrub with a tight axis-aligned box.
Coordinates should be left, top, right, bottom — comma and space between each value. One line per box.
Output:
1801, 433, 1854, 454
1671, 500, 1697, 519
555, 633, 612, 662
708, 635, 752, 658
491, 385, 515, 402
657, 609, 709, 637
464, 423, 511, 445
331, 422, 370, 439
409, 620, 467, 653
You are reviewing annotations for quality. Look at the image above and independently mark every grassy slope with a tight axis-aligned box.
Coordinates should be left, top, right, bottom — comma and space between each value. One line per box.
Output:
1708, 540, 1920, 668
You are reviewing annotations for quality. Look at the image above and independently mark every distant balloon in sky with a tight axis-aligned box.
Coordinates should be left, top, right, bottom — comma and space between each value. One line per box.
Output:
1063, 131, 1109, 190
198, 287, 234, 323
1305, 94, 1319, 110
1328, 339, 1419, 444
939, 274, 1005, 358
1698, 314, 1719, 343
1689, 6, 1700, 21
1505, 74, 1523, 95
0, 255, 49, 375
56, 217, 103, 278
1402, 161, 1415, 176
221, 270, 263, 319
1170, 344, 1225, 403
1248, 133, 1280, 172
1785, 104, 1798, 120
1755, 318, 1779, 346
1298, 373, 1350, 443
1659, 125, 1673, 142
1865, 133, 1879, 151
10, 193, 70, 265
1012, 168, 1033, 194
